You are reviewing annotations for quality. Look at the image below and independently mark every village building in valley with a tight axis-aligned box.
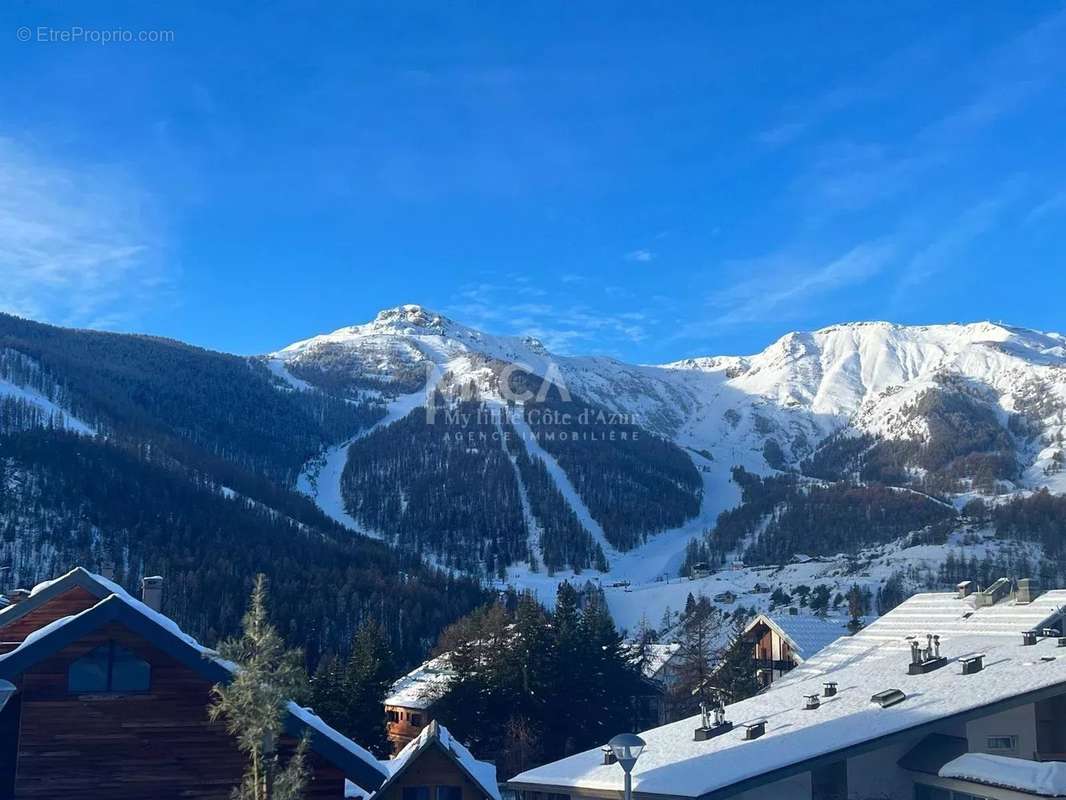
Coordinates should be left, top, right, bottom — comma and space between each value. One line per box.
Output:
509, 580, 1066, 800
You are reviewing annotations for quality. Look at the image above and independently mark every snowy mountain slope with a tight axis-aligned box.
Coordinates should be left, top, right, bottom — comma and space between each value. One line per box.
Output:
269, 307, 1066, 622
274, 308, 1066, 499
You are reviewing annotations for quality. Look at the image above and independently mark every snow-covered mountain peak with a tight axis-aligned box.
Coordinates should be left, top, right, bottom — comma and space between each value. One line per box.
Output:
269, 311, 1065, 496
370, 304, 453, 334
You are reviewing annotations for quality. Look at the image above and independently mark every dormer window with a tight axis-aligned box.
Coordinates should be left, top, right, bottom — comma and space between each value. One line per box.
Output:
68, 641, 151, 693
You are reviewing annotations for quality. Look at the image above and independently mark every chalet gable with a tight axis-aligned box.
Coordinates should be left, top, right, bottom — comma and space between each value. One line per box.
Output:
372, 720, 500, 800
0, 567, 118, 645
0, 582, 389, 791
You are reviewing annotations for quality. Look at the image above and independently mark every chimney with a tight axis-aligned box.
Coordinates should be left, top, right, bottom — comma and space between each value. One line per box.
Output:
1022, 630, 1037, 646
956, 581, 974, 599
804, 694, 820, 711
788, 606, 799, 616
823, 682, 838, 697
1017, 579, 1035, 605
601, 745, 616, 765
141, 576, 163, 612
99, 560, 116, 581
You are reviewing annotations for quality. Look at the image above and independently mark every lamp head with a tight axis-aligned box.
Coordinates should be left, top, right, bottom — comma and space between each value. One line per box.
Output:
608, 733, 646, 773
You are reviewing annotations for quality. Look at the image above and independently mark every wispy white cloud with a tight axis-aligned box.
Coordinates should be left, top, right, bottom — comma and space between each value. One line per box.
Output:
890, 193, 1014, 305
699, 9, 1066, 337
757, 121, 808, 148
446, 282, 652, 355
624, 249, 656, 263
706, 240, 897, 327
1025, 190, 1066, 225
0, 138, 169, 328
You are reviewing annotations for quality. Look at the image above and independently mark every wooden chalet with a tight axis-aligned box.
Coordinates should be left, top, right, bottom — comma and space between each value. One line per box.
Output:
741, 611, 850, 686
350, 720, 500, 800
0, 568, 388, 800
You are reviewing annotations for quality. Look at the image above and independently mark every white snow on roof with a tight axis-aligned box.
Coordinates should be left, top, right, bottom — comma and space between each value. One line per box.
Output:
749, 614, 849, 660
783, 589, 1066, 681
1, 569, 380, 777
383, 721, 500, 800
624, 642, 682, 681
510, 590, 1066, 798
384, 654, 453, 709
940, 753, 1066, 797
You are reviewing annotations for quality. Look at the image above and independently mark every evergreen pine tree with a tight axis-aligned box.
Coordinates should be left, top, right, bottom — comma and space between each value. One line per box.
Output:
674, 596, 723, 717
713, 616, 760, 703
345, 620, 395, 756
309, 654, 348, 732
209, 574, 309, 800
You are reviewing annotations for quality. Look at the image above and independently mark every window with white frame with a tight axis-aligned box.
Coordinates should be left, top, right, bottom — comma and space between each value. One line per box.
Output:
986, 735, 1018, 752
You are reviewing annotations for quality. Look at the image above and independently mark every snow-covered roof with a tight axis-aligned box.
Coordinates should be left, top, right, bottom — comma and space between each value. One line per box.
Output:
375, 721, 500, 800
744, 613, 850, 660
625, 641, 682, 681
940, 753, 1066, 797
0, 568, 388, 789
510, 590, 1066, 799
384, 654, 454, 709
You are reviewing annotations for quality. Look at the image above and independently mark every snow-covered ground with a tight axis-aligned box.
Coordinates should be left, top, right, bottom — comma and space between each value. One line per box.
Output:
0, 376, 94, 435
500, 524, 1044, 634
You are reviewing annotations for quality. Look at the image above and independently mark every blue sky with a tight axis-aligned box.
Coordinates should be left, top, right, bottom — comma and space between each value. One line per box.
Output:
1, 3, 1065, 362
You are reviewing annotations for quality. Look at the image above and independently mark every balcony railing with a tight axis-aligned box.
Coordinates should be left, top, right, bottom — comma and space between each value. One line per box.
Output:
754, 658, 794, 672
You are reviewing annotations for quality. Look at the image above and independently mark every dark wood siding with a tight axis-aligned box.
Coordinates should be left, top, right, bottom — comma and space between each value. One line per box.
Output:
0, 586, 102, 644
377, 746, 492, 800
13, 622, 345, 799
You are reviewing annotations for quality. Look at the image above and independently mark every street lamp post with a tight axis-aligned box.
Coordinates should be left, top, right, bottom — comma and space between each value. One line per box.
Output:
608, 733, 646, 800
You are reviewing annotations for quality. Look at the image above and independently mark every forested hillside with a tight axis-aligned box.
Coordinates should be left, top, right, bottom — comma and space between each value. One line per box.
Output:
519, 387, 703, 550
0, 428, 486, 665
682, 467, 956, 572
0, 313, 383, 485
341, 396, 528, 575
802, 387, 1020, 493
501, 414, 607, 574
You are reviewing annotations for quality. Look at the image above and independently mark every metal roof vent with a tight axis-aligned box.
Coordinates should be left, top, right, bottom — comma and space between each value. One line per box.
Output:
1023, 630, 1038, 646
804, 694, 820, 711
871, 689, 906, 708
961, 654, 984, 675
908, 634, 947, 674
693, 698, 733, 741
823, 682, 838, 697
742, 720, 766, 740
